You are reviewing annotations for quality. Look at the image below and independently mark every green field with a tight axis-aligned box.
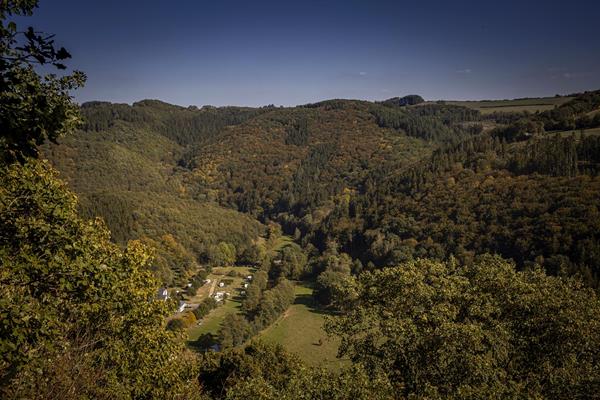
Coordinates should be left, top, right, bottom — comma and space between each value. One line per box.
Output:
258, 283, 347, 371
551, 127, 600, 137
186, 236, 346, 369
187, 276, 347, 370
445, 96, 573, 114
187, 295, 242, 341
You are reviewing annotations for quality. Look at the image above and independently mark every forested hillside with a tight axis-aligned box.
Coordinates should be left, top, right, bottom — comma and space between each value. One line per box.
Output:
43, 102, 267, 285
315, 133, 600, 285
42, 89, 600, 288
42, 97, 438, 284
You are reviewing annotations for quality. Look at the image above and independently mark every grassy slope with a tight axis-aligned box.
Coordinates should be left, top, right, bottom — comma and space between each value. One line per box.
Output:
258, 283, 347, 371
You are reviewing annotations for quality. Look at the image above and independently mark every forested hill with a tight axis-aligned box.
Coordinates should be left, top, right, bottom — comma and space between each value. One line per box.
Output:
306, 91, 600, 286
42, 91, 600, 287
42, 95, 447, 283
43, 101, 269, 286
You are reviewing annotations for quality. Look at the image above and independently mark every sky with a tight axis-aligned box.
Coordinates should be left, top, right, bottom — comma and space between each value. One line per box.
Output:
17, 0, 600, 107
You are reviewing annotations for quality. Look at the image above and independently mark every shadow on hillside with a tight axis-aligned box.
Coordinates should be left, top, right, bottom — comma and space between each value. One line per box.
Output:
231, 294, 244, 303
187, 332, 218, 352
294, 293, 336, 316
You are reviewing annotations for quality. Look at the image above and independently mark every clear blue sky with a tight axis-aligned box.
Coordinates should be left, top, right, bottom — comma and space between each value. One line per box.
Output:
19, 0, 600, 106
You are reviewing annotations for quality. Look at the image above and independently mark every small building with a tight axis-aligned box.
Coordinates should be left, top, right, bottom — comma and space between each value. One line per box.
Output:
214, 291, 225, 302
246, 275, 253, 280
243, 283, 249, 289
240, 290, 246, 295
178, 301, 186, 313
157, 287, 169, 300
204, 279, 211, 284
218, 282, 225, 287
186, 283, 192, 288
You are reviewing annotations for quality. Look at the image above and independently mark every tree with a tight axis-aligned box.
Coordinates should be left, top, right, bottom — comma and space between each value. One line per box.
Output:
326, 255, 600, 399
218, 313, 253, 349
210, 241, 237, 266
314, 269, 355, 308
314, 252, 354, 307
198, 341, 393, 400
0, 161, 200, 398
0, 0, 86, 162
270, 243, 307, 279
242, 283, 262, 314
380, 94, 425, 107
239, 242, 266, 265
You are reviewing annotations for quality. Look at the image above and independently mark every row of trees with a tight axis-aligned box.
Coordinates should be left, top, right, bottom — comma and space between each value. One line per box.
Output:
218, 278, 295, 348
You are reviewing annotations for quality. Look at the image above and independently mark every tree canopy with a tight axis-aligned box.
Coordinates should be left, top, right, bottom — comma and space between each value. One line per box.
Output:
326, 256, 600, 399
0, 0, 85, 162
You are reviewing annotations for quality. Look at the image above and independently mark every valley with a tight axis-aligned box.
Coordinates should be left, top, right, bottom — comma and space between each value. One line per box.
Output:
41, 92, 600, 364
4, 1, 600, 397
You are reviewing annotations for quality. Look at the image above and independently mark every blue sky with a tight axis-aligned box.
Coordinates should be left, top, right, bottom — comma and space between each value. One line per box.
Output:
18, 0, 600, 106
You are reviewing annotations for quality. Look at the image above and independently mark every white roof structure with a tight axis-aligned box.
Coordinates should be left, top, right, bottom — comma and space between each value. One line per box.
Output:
157, 287, 169, 300
214, 291, 225, 302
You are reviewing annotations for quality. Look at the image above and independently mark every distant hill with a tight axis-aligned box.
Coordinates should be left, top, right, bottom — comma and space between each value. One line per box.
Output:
43, 90, 600, 286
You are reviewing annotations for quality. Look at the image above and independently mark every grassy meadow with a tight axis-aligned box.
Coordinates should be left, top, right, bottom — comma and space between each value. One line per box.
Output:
258, 283, 347, 371
185, 269, 347, 370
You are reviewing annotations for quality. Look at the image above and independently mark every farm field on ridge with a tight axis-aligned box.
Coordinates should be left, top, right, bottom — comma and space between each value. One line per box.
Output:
446, 96, 574, 114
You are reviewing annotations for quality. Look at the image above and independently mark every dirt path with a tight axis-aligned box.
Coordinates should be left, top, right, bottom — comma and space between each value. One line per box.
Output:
282, 307, 293, 319
207, 278, 218, 297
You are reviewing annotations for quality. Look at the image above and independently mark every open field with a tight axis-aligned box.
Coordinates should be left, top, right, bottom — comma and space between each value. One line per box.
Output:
550, 127, 600, 137
258, 283, 348, 371
445, 96, 574, 114
187, 276, 347, 371
185, 236, 347, 369
187, 294, 242, 341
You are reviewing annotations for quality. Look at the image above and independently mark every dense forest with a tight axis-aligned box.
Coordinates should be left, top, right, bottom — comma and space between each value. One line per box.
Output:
3, 1, 600, 399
